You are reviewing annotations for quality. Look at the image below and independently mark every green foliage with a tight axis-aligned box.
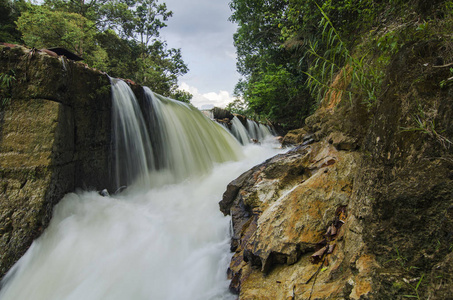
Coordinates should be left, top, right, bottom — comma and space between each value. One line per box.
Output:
376, 31, 401, 56
281, 0, 378, 49
6, 0, 190, 101
0, 70, 16, 108
403, 274, 425, 299
16, 5, 97, 56
383, 247, 427, 299
440, 68, 453, 88
304, 4, 384, 107
0, 0, 25, 43
171, 89, 192, 103
228, 0, 313, 129
228, 0, 393, 128
400, 103, 452, 149
225, 98, 251, 117
133, 42, 188, 97
95, 29, 140, 76
229, 0, 453, 128
93, 28, 189, 97
229, 0, 288, 76
247, 64, 297, 116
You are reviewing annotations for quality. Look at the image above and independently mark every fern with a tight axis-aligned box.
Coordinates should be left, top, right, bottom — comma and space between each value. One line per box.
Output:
303, 3, 383, 107
0, 70, 16, 108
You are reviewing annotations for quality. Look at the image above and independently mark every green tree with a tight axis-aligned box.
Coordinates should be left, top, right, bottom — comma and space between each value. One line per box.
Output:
133, 41, 188, 97
16, 5, 97, 56
15, 4, 109, 69
229, 0, 287, 76
228, 0, 385, 128
225, 97, 251, 117
15, 0, 191, 101
228, 0, 311, 129
0, 0, 26, 43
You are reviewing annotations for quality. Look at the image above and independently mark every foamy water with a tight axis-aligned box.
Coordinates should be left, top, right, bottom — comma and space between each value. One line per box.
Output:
0, 144, 284, 300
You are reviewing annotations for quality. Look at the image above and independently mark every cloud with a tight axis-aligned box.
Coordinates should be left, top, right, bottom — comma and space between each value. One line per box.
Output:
160, 0, 240, 96
179, 82, 234, 109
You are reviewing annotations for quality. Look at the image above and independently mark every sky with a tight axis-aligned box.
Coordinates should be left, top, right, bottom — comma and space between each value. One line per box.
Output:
159, 0, 240, 109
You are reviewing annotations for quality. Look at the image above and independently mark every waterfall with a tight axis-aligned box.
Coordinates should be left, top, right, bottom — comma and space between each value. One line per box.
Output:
59, 56, 67, 71
111, 78, 154, 188
201, 109, 214, 120
258, 123, 273, 140
230, 116, 250, 145
267, 124, 278, 136
229, 117, 275, 145
142, 88, 242, 183
244, 119, 274, 143
246, 119, 260, 141
0, 79, 284, 300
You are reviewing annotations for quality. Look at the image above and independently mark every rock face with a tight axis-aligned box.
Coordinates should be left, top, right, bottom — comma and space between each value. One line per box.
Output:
220, 140, 371, 299
220, 39, 453, 299
0, 45, 113, 277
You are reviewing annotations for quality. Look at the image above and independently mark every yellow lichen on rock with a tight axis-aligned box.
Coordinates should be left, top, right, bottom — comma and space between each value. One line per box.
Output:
222, 138, 371, 299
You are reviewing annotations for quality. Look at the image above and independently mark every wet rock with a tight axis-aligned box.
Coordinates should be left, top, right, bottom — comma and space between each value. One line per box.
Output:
327, 131, 358, 151
0, 45, 112, 278
221, 38, 453, 299
212, 107, 234, 120
281, 128, 309, 146
222, 141, 368, 297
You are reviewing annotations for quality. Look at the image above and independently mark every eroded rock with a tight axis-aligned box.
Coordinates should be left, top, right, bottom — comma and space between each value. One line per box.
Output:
0, 45, 112, 278
220, 141, 375, 298
221, 37, 453, 299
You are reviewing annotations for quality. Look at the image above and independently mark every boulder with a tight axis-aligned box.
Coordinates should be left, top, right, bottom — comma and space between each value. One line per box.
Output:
220, 141, 375, 298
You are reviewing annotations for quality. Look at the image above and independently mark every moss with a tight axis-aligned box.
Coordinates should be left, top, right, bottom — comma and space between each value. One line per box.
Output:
0, 45, 115, 279
95, 83, 111, 102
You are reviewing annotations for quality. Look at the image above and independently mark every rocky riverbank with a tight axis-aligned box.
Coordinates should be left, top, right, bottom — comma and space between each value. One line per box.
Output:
220, 38, 453, 299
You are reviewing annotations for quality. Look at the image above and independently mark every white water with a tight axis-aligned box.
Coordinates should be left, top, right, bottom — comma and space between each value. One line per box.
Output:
143, 89, 242, 183
0, 80, 284, 299
230, 116, 250, 145
230, 117, 275, 145
246, 119, 273, 142
112, 78, 154, 187
258, 123, 273, 141
0, 145, 282, 300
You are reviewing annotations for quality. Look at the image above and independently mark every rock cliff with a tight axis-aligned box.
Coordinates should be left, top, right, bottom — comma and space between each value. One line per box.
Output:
220, 39, 453, 299
0, 45, 112, 277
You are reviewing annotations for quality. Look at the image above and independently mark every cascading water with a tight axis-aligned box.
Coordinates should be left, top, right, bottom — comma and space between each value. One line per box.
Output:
258, 123, 273, 140
230, 116, 251, 145
267, 124, 278, 136
0, 79, 284, 300
229, 117, 275, 145
111, 78, 154, 188
246, 119, 260, 141
244, 119, 274, 143
142, 88, 242, 183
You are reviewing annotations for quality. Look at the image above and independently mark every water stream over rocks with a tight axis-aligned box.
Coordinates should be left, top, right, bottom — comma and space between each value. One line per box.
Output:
0, 79, 283, 300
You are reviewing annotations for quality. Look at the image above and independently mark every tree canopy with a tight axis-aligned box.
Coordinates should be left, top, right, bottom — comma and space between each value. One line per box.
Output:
228, 0, 452, 129
228, 0, 313, 129
1, 0, 191, 101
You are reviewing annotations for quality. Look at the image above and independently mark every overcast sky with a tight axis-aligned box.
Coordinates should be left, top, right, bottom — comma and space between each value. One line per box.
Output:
160, 0, 240, 109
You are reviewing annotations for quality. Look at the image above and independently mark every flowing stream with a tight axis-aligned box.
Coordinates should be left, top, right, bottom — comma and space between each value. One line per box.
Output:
0, 79, 283, 300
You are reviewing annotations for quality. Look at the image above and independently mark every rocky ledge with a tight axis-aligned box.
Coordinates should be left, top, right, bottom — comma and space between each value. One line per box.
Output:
220, 138, 371, 299
220, 38, 453, 299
